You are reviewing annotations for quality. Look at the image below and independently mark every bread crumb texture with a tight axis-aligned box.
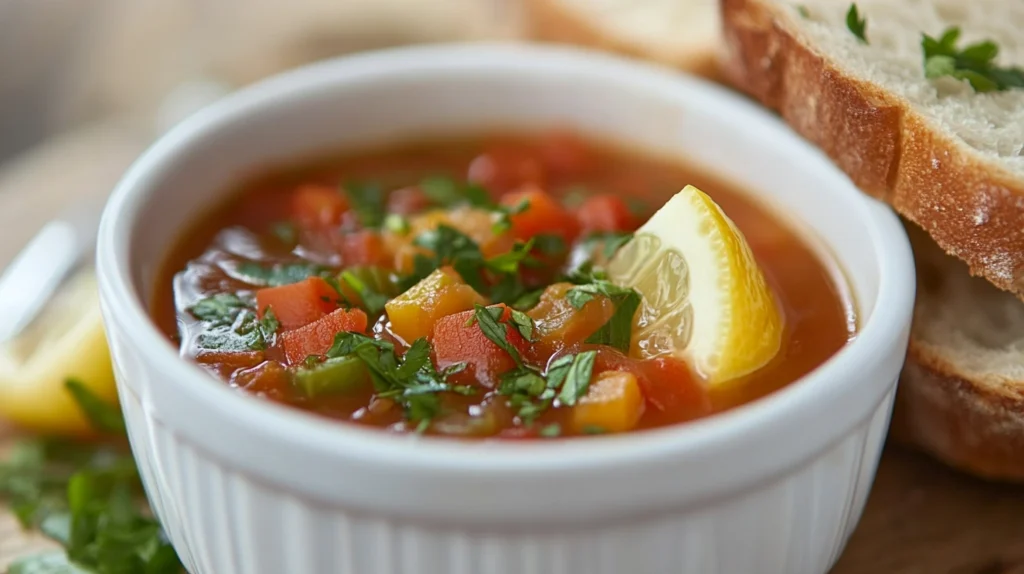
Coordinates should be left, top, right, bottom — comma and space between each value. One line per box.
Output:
722, 0, 1024, 298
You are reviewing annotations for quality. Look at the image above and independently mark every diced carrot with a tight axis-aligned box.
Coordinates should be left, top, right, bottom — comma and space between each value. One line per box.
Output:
281, 307, 369, 364
255, 277, 340, 331
429, 304, 528, 387
537, 130, 596, 177
576, 193, 637, 234
635, 356, 708, 414
500, 185, 579, 244
387, 186, 431, 215
385, 267, 485, 343
525, 283, 614, 359
291, 184, 348, 228
337, 230, 391, 267
467, 144, 546, 196
571, 371, 645, 434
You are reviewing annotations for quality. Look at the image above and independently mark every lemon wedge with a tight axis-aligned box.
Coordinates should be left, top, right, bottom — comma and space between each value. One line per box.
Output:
0, 269, 118, 435
607, 185, 783, 386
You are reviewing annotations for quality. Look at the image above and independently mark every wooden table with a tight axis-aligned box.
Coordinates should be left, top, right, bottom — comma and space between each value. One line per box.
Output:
1, 116, 1023, 574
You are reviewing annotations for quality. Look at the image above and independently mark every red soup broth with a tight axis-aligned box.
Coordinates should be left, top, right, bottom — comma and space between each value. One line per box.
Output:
152, 131, 855, 439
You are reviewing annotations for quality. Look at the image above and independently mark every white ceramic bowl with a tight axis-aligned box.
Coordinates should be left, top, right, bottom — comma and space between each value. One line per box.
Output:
96, 44, 915, 574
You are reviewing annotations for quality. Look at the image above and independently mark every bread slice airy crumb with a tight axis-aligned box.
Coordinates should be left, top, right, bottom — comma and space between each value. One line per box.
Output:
721, 0, 1024, 298
892, 223, 1024, 480
721, 0, 1024, 480
523, 0, 721, 77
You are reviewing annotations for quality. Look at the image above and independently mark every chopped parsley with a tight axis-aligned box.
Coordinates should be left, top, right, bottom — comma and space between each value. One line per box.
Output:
340, 269, 390, 315
1, 383, 182, 573
491, 199, 530, 235
344, 181, 386, 227
922, 27, 1024, 93
189, 295, 278, 352
232, 261, 325, 287
326, 332, 474, 431
845, 3, 867, 44
269, 221, 298, 247
383, 213, 410, 235
419, 176, 493, 209
582, 231, 634, 260
539, 423, 561, 438
468, 304, 527, 366
566, 279, 642, 353
64, 380, 125, 435
497, 351, 597, 424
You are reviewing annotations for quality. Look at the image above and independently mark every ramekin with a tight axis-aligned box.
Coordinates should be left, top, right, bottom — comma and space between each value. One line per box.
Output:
96, 44, 915, 574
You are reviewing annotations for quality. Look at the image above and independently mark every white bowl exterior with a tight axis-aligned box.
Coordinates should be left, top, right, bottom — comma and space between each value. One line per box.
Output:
97, 45, 915, 574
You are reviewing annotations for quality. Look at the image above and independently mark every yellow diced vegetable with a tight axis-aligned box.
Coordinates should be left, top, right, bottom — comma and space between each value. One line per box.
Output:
527, 283, 614, 351
385, 267, 485, 343
571, 371, 644, 434
383, 206, 513, 273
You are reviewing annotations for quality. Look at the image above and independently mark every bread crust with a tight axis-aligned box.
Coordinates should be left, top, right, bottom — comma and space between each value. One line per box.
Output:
720, 0, 1024, 299
523, 0, 721, 80
892, 344, 1024, 481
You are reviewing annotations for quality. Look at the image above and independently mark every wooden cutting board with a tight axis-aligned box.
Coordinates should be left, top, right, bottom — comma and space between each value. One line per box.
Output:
2, 122, 1023, 574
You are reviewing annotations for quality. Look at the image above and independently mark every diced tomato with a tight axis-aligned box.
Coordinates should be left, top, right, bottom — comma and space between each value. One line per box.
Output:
500, 185, 579, 244
256, 277, 340, 331
635, 356, 708, 414
576, 193, 636, 234
537, 130, 596, 177
387, 186, 431, 215
467, 145, 546, 196
281, 307, 369, 364
337, 230, 390, 267
430, 304, 529, 388
291, 184, 348, 228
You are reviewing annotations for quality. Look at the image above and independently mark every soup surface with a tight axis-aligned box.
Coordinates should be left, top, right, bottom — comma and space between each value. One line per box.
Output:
154, 131, 854, 439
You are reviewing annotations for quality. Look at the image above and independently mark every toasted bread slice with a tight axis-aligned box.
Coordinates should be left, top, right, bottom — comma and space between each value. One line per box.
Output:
721, 0, 1024, 298
893, 223, 1024, 480
523, 0, 721, 78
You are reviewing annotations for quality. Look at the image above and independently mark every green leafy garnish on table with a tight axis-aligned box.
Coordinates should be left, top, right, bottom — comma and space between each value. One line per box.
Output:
1, 383, 183, 574
922, 27, 1024, 92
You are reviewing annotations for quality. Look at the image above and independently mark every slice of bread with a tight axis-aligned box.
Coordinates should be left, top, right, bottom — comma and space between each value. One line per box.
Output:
893, 223, 1024, 480
523, 0, 721, 78
721, 0, 1024, 298
721, 0, 1024, 480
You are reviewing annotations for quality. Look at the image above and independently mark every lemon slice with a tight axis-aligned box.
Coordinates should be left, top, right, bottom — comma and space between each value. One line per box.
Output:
0, 269, 117, 435
607, 185, 783, 386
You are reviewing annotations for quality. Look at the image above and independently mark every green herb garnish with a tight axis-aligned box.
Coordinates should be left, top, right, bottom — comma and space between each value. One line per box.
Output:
846, 3, 867, 44
533, 234, 567, 256
539, 424, 561, 438
491, 199, 530, 235
269, 221, 298, 247
420, 176, 493, 209
469, 304, 525, 366
340, 270, 389, 315
63, 380, 125, 435
566, 280, 642, 353
343, 181, 386, 228
326, 332, 473, 431
187, 293, 247, 326
383, 213, 410, 235
233, 261, 324, 287
1, 385, 182, 573
922, 27, 1024, 92
555, 351, 597, 406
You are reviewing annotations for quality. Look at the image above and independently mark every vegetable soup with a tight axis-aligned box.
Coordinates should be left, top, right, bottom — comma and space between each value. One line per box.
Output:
153, 131, 854, 439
